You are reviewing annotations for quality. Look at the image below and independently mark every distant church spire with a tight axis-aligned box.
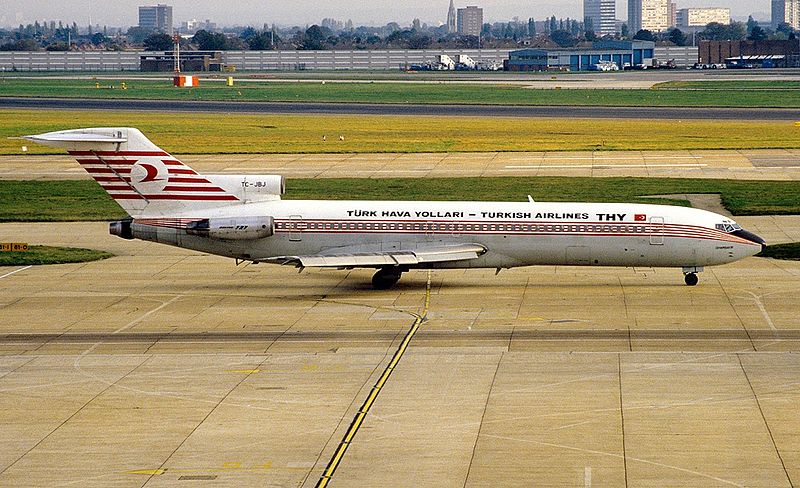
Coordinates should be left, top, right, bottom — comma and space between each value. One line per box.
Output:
447, 0, 456, 33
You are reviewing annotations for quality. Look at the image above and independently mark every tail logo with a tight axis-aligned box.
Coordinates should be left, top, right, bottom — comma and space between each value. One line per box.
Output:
131, 160, 168, 192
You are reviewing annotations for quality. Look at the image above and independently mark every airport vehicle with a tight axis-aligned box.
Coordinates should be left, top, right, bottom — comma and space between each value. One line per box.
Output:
589, 61, 619, 71
24, 128, 766, 289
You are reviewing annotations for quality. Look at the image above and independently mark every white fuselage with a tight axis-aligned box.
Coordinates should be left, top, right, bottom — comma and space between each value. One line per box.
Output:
133, 199, 762, 270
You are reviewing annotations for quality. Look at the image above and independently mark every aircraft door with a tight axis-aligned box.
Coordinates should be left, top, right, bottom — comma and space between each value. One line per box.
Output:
423, 221, 435, 241
649, 216, 664, 245
288, 215, 302, 242
451, 221, 461, 238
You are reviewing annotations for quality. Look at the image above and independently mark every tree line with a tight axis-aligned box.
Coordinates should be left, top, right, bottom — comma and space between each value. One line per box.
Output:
1, 16, 796, 52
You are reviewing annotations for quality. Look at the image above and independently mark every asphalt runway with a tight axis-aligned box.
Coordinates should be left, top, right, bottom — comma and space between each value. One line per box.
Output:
2, 96, 799, 120
1, 220, 800, 487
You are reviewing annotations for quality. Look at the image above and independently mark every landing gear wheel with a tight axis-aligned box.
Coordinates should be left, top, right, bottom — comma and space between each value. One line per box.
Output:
372, 268, 402, 290
684, 273, 698, 286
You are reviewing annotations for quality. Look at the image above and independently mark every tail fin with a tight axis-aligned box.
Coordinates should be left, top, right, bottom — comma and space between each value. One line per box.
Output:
23, 128, 239, 218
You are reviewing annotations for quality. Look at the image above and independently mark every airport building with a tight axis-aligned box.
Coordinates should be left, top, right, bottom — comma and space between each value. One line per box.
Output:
772, 0, 800, 29
583, 0, 616, 35
699, 39, 800, 67
628, 0, 670, 32
0, 46, 695, 71
505, 40, 655, 71
138, 4, 173, 35
457, 6, 483, 37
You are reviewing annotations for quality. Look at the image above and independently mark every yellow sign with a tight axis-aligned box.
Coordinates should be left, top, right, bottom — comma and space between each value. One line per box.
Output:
1, 243, 28, 252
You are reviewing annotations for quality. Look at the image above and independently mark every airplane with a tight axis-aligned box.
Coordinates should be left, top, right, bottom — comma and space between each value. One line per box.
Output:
23, 127, 766, 289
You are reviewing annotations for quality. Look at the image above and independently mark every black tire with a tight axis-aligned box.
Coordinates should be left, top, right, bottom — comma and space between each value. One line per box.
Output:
684, 273, 698, 286
372, 269, 401, 290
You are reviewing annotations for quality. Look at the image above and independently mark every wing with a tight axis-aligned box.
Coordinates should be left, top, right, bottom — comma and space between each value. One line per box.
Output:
263, 243, 487, 268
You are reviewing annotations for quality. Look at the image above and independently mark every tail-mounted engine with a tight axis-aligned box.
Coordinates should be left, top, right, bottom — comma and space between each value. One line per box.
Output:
109, 218, 134, 239
186, 216, 274, 240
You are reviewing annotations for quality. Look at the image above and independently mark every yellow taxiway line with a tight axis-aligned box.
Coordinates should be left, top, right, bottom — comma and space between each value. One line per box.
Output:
316, 271, 432, 488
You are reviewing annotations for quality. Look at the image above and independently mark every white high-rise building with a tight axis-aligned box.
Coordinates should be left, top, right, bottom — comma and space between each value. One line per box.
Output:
456, 6, 483, 37
138, 4, 173, 34
772, 0, 800, 29
676, 8, 731, 28
628, 0, 669, 32
584, 0, 616, 34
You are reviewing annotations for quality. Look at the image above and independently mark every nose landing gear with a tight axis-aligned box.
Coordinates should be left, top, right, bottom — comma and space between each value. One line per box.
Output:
372, 267, 404, 290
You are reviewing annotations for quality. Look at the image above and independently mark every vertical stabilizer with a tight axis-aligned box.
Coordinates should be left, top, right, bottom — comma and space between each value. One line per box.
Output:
23, 128, 239, 218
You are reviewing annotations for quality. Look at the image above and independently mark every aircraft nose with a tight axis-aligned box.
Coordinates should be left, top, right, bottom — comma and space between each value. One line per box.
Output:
733, 228, 766, 252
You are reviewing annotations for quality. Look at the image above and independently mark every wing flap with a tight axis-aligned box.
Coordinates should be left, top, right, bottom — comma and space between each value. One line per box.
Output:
265, 243, 486, 268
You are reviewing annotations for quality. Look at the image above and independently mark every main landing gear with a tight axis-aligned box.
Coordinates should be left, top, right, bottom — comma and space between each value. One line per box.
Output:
372, 267, 404, 290
682, 266, 703, 286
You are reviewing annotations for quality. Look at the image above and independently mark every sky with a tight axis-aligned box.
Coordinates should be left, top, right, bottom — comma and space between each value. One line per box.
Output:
0, 0, 770, 29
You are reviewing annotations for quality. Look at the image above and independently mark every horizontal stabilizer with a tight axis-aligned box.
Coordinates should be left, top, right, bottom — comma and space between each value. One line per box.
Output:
265, 243, 486, 268
23, 131, 127, 145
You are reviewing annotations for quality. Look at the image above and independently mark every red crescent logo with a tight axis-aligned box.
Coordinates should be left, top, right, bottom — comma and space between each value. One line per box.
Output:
139, 163, 163, 182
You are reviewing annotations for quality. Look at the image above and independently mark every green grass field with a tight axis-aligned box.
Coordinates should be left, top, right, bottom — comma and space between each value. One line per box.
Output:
0, 245, 113, 266
0, 180, 128, 221
1, 177, 797, 223
3, 109, 799, 155
2, 77, 800, 107
758, 242, 800, 260
655, 80, 800, 90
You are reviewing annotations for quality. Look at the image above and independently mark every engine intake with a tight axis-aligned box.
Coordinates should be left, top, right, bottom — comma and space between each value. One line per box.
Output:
109, 218, 133, 239
186, 216, 274, 240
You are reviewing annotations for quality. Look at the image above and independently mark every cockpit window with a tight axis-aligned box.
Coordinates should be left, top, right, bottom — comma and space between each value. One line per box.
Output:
715, 223, 742, 233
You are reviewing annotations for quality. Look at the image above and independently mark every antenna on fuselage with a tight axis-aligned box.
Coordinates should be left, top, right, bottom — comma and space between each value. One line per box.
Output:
527, 195, 535, 203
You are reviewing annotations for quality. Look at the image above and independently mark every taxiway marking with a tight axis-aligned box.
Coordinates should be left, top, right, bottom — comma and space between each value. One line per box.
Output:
316, 271, 432, 488
504, 163, 708, 169
0, 265, 32, 279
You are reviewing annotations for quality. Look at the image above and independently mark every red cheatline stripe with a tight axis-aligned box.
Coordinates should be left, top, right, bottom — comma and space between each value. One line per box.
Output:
168, 177, 211, 183
168, 168, 197, 175
161, 159, 186, 166
270, 219, 755, 245
162, 185, 227, 192
270, 228, 755, 245
69, 150, 168, 156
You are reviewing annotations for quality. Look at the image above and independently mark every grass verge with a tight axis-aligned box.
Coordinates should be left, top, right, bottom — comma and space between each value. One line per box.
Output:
0, 180, 128, 221
655, 80, 800, 90
2, 78, 800, 107
0, 177, 797, 222
0, 245, 113, 266
2, 109, 800, 155
757, 242, 800, 260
